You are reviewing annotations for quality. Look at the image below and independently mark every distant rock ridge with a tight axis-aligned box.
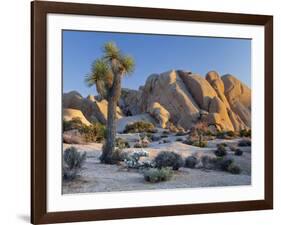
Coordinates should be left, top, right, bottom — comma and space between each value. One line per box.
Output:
63, 69, 251, 132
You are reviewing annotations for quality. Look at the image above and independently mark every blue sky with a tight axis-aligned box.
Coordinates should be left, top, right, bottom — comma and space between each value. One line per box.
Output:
63, 30, 251, 97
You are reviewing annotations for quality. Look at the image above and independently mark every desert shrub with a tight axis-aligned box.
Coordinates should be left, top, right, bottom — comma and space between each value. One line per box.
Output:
192, 140, 207, 148
234, 149, 243, 156
226, 131, 236, 137
216, 131, 227, 139
115, 138, 130, 149
204, 130, 213, 136
182, 139, 194, 145
64, 147, 86, 170
163, 139, 171, 144
161, 134, 169, 138
111, 148, 129, 162
143, 168, 173, 183
175, 131, 186, 136
63, 147, 87, 181
124, 150, 149, 169
162, 130, 170, 135
151, 135, 161, 142
81, 123, 106, 143
216, 157, 234, 171
229, 145, 237, 152
133, 142, 148, 148
176, 137, 184, 142
238, 139, 251, 147
200, 155, 218, 170
214, 147, 227, 157
240, 129, 251, 137
154, 151, 184, 170
185, 156, 199, 168
124, 121, 155, 133
63, 117, 84, 131
227, 164, 241, 174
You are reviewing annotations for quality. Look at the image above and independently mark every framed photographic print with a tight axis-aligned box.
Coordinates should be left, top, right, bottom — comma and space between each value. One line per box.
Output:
31, 1, 273, 224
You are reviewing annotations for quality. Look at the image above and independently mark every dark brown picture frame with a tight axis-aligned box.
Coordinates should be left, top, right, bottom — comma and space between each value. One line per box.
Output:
31, 1, 273, 224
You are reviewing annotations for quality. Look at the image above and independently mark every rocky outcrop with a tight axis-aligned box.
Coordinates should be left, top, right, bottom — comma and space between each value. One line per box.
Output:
222, 74, 251, 127
140, 70, 200, 129
207, 96, 234, 131
63, 108, 91, 126
63, 91, 123, 125
179, 72, 217, 111
116, 113, 156, 133
119, 88, 142, 115
92, 99, 123, 124
63, 70, 251, 133
147, 102, 170, 128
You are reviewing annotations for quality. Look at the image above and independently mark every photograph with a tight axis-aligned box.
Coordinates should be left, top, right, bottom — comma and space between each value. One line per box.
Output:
62, 30, 252, 194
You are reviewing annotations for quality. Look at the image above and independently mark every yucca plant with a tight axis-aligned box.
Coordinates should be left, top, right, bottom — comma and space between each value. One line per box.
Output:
85, 42, 135, 164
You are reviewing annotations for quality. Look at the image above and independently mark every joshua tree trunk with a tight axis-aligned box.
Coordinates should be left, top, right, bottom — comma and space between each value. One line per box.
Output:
100, 73, 122, 164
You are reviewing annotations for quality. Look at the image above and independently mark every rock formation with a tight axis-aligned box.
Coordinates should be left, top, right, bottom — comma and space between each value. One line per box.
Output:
63, 108, 91, 126
139, 70, 200, 129
63, 70, 251, 132
147, 102, 170, 128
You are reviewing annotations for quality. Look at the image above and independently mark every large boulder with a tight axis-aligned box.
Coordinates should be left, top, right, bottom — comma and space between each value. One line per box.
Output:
63, 91, 124, 125
140, 70, 200, 129
206, 71, 230, 109
63, 108, 91, 126
222, 74, 251, 127
179, 72, 217, 111
147, 102, 170, 128
207, 96, 234, 131
119, 88, 142, 115
62, 91, 84, 109
116, 113, 156, 133
92, 99, 123, 124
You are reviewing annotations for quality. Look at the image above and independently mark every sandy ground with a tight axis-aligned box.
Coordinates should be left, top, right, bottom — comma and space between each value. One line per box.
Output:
62, 137, 251, 194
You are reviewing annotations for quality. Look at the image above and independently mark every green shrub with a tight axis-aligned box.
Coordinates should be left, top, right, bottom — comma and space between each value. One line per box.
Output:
151, 135, 161, 142
227, 164, 241, 174
238, 139, 251, 147
161, 134, 168, 138
201, 155, 218, 170
192, 140, 207, 148
216, 131, 227, 139
182, 139, 194, 145
175, 131, 186, 136
216, 157, 234, 171
204, 130, 214, 136
163, 139, 171, 144
63, 117, 84, 131
162, 130, 170, 135
154, 151, 184, 170
226, 131, 236, 137
185, 156, 199, 168
176, 137, 184, 142
134, 142, 148, 148
63, 147, 87, 181
115, 138, 130, 149
143, 168, 173, 183
240, 129, 251, 137
124, 150, 149, 169
64, 147, 86, 170
214, 148, 227, 157
111, 148, 128, 162
234, 149, 243, 156
124, 121, 155, 133
81, 123, 106, 143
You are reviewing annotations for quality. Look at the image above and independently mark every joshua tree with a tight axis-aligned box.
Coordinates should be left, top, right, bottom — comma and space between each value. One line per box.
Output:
85, 42, 135, 163
193, 121, 209, 146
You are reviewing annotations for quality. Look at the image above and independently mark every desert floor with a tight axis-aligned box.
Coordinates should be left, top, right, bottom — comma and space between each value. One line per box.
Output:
62, 136, 251, 194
